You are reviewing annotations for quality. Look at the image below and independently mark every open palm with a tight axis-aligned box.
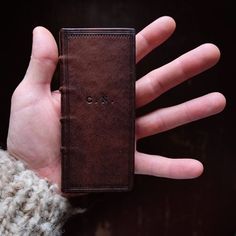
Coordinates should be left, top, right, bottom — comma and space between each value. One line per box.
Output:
7, 16, 226, 192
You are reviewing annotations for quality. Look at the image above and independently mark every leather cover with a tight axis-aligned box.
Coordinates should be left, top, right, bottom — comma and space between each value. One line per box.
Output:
59, 28, 135, 193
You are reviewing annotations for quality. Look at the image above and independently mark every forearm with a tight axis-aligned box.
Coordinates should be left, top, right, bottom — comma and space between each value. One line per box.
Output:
0, 149, 77, 236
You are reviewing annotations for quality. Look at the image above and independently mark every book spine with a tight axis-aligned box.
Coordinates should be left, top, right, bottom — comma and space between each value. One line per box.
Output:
59, 29, 69, 191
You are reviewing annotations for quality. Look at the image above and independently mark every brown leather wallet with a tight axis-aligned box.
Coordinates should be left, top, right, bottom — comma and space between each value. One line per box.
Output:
59, 28, 136, 193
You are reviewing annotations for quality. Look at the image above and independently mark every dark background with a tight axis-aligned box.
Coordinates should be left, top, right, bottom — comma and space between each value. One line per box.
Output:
0, 0, 235, 235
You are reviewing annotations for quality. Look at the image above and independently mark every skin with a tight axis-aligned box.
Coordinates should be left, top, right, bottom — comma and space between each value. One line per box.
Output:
6, 16, 226, 196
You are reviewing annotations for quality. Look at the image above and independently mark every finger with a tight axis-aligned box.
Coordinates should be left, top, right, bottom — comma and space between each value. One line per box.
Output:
136, 16, 176, 63
136, 92, 226, 139
24, 26, 58, 88
135, 152, 204, 179
136, 43, 221, 108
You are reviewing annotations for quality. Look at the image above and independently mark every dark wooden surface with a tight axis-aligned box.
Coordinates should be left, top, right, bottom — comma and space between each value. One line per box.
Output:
0, 1, 235, 235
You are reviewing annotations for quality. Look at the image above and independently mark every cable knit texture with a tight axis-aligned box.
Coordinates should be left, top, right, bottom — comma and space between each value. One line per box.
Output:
0, 149, 80, 236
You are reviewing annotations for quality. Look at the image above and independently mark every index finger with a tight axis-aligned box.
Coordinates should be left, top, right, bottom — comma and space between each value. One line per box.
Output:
136, 16, 176, 63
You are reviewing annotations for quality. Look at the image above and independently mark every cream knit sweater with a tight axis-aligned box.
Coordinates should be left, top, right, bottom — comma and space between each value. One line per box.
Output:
0, 149, 81, 236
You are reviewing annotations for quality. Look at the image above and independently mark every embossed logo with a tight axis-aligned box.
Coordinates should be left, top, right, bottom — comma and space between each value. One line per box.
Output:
86, 95, 114, 105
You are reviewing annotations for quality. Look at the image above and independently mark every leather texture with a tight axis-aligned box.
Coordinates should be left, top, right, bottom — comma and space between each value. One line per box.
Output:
59, 28, 136, 193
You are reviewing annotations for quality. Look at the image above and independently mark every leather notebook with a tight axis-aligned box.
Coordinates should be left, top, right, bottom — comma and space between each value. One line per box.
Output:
59, 28, 136, 193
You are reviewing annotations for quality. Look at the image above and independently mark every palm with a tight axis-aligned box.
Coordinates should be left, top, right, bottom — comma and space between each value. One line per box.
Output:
7, 16, 226, 190
7, 79, 62, 184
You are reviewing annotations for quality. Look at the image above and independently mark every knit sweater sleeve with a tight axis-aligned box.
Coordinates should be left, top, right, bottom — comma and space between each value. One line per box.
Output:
0, 149, 81, 236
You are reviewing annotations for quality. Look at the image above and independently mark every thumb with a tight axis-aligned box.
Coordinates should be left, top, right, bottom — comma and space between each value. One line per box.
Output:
24, 26, 58, 88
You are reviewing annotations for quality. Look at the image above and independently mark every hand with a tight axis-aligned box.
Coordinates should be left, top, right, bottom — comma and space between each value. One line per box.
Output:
7, 16, 226, 192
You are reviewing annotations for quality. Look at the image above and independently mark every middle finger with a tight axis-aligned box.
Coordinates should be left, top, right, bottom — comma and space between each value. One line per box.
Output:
136, 43, 220, 108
